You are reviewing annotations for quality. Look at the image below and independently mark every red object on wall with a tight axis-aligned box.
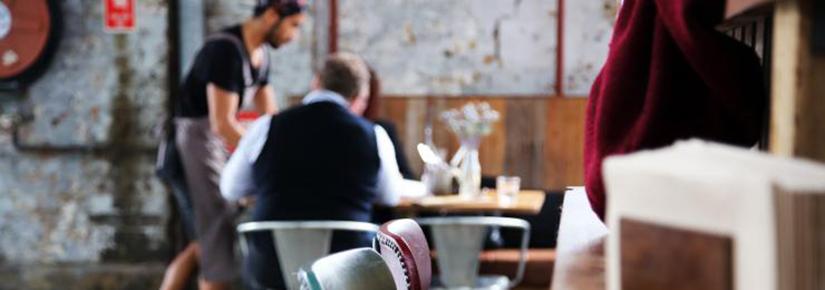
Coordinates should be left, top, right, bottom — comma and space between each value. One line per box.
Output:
0, 0, 53, 79
104, 0, 135, 32
329, 0, 338, 53
556, 0, 565, 97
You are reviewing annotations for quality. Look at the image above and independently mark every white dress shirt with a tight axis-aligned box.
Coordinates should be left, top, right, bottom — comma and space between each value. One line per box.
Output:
220, 90, 426, 206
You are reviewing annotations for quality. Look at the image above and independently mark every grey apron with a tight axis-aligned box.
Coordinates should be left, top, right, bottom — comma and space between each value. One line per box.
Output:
174, 117, 237, 282
172, 32, 261, 283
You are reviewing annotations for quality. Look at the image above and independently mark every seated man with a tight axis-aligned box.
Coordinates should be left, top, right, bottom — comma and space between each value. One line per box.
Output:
220, 52, 423, 290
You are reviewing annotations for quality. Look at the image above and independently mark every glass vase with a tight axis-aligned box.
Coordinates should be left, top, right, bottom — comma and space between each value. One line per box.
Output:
457, 138, 482, 199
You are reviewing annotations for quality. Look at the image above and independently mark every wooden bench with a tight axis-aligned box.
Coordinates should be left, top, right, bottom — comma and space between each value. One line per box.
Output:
431, 248, 557, 289
479, 249, 557, 290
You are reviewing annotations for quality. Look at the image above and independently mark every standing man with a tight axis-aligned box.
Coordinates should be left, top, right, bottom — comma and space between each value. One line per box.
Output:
158, 1, 308, 290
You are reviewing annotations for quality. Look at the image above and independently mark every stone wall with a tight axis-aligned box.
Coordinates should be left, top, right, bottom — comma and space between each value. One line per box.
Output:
201, 0, 615, 99
564, 0, 619, 96
339, 0, 559, 96
337, 0, 615, 97
0, 0, 170, 288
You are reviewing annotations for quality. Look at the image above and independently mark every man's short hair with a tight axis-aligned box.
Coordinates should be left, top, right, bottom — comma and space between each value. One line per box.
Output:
319, 53, 370, 99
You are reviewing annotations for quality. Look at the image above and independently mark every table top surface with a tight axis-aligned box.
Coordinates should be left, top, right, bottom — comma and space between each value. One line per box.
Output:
396, 190, 546, 215
725, 0, 774, 19
551, 187, 609, 290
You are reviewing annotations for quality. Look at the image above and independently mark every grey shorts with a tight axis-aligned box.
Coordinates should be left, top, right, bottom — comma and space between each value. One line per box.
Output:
175, 117, 237, 283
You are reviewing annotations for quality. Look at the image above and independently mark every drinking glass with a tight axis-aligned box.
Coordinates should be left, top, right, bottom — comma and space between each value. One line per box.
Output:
497, 176, 521, 205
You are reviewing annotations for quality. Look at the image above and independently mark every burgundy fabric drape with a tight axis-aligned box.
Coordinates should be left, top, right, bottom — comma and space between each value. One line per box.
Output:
584, 0, 766, 220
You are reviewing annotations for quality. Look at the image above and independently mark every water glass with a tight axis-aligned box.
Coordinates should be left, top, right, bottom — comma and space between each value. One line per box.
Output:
497, 176, 521, 204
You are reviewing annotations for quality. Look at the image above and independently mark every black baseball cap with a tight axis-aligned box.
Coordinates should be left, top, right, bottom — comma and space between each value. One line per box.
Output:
254, 0, 309, 17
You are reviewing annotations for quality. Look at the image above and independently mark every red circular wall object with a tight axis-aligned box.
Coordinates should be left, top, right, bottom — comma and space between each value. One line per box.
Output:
0, 0, 53, 79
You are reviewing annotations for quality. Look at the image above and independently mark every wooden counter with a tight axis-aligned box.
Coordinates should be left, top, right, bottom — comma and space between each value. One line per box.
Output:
550, 187, 609, 290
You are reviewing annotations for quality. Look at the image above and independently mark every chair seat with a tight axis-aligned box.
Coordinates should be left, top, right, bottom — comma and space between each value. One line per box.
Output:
419, 217, 532, 290
432, 275, 510, 290
299, 248, 396, 290
237, 221, 379, 289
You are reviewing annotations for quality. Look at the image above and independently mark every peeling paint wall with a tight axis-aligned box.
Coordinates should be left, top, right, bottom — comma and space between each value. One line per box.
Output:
0, 0, 169, 288
339, 0, 559, 96
17, 0, 169, 147
202, 0, 614, 98
564, 0, 617, 96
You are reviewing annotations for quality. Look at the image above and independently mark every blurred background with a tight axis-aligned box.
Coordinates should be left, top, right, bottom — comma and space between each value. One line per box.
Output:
0, 0, 617, 288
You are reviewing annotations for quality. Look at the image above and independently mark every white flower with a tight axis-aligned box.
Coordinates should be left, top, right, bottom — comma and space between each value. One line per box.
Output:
440, 102, 500, 139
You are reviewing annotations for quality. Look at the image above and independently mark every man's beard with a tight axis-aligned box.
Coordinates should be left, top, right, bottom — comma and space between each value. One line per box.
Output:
265, 21, 283, 49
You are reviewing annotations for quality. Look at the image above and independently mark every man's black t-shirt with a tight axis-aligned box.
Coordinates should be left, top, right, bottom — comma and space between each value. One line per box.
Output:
176, 25, 271, 118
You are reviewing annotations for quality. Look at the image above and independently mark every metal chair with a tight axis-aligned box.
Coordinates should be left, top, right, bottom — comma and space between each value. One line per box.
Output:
297, 248, 397, 290
237, 221, 380, 290
417, 217, 531, 290
373, 219, 432, 290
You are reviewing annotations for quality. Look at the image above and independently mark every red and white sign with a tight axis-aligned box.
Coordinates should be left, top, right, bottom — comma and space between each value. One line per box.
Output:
104, 0, 135, 33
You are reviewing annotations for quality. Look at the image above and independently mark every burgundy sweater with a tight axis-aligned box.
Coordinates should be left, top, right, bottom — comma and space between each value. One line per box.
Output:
584, 0, 766, 220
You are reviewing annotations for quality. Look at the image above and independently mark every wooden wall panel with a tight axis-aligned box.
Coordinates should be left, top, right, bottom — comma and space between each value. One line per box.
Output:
382, 97, 427, 176
383, 96, 587, 191
771, 0, 825, 162
544, 98, 587, 190
503, 99, 547, 189
725, 0, 774, 19
288, 95, 588, 191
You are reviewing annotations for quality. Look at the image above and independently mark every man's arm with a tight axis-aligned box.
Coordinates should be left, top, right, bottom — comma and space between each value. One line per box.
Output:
207, 83, 245, 148
374, 125, 427, 206
220, 115, 273, 202
253, 84, 279, 115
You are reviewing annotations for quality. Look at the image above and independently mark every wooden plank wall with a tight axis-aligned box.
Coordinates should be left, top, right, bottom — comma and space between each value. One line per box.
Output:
771, 0, 825, 162
287, 96, 588, 190
376, 96, 587, 191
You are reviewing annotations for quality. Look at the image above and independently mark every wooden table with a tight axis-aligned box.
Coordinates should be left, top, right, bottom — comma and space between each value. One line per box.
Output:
550, 187, 609, 290
725, 0, 774, 19
395, 190, 546, 215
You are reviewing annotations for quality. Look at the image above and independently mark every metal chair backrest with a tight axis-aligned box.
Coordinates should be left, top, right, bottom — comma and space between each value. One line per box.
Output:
374, 219, 432, 290
298, 248, 396, 290
237, 221, 380, 290
417, 217, 531, 289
